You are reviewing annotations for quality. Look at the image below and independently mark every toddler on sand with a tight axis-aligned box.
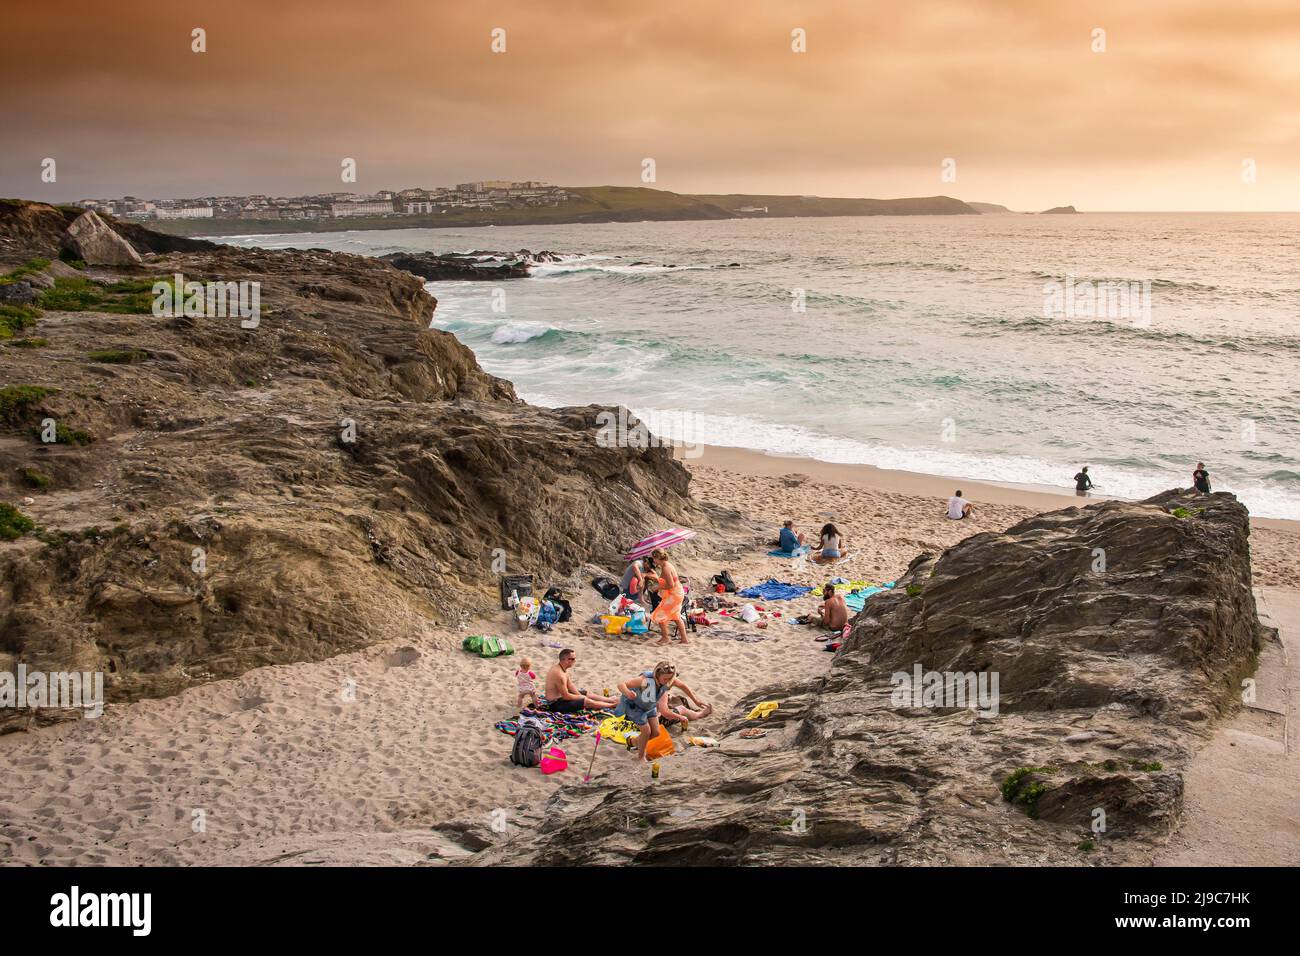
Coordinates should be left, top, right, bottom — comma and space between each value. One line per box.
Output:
515, 657, 538, 709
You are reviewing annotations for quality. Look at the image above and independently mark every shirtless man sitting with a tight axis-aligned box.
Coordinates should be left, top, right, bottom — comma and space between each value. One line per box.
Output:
810, 584, 849, 632
544, 648, 618, 714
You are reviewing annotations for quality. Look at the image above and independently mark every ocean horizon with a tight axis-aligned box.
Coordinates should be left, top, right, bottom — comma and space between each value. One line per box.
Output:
213, 212, 1300, 520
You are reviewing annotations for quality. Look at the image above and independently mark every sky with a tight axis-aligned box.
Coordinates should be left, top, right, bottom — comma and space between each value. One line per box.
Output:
3, 0, 1299, 210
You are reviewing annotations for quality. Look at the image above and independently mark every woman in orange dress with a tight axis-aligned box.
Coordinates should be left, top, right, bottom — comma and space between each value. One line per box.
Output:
648, 547, 688, 645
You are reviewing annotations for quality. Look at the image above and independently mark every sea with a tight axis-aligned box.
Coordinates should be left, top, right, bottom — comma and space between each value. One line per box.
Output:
210, 213, 1300, 520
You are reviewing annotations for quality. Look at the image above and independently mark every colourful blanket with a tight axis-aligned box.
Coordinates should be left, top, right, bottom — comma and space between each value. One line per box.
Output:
494, 700, 605, 744
737, 579, 814, 601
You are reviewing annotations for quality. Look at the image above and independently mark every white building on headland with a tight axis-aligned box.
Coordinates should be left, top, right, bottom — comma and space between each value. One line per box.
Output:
330, 200, 396, 218
152, 206, 214, 219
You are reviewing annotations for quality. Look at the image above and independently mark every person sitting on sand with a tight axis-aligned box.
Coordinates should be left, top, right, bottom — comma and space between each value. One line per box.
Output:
620, 557, 647, 601
812, 523, 845, 564
1074, 466, 1094, 497
1193, 462, 1212, 494
810, 583, 849, 632
947, 490, 973, 520
615, 661, 688, 762
778, 519, 806, 554
544, 649, 618, 714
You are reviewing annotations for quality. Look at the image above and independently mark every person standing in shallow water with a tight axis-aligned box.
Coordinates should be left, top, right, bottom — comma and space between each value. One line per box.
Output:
1193, 462, 1212, 494
1074, 466, 1094, 497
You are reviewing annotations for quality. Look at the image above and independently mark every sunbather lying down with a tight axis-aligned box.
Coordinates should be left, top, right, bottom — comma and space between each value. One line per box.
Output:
660, 693, 713, 726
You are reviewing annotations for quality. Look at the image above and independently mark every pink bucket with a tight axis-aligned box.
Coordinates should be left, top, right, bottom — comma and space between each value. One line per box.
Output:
540, 746, 567, 775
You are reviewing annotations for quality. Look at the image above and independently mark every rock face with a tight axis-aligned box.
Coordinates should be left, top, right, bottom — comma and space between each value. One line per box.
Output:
0, 204, 711, 729
380, 249, 566, 282
61, 210, 143, 265
453, 490, 1267, 866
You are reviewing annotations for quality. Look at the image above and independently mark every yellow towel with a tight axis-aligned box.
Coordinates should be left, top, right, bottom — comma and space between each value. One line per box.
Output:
746, 701, 780, 720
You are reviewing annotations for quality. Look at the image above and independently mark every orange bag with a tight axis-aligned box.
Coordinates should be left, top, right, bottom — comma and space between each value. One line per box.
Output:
644, 724, 675, 760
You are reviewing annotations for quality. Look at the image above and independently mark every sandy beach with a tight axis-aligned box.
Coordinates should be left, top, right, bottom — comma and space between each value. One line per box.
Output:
4, 447, 1299, 866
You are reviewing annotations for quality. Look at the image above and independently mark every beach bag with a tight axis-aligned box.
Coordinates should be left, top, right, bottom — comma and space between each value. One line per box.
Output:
511, 717, 547, 767
461, 635, 484, 654
542, 587, 574, 623
601, 615, 631, 634
539, 746, 567, 775
536, 601, 560, 628
712, 570, 737, 593
625, 611, 650, 634
499, 574, 534, 610
479, 636, 514, 658
591, 576, 621, 601
644, 725, 675, 760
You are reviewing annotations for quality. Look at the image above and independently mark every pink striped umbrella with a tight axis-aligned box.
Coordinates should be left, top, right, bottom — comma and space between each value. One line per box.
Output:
624, 527, 697, 561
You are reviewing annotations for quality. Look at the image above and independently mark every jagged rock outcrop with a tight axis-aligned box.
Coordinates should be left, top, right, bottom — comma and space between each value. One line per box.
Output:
0, 201, 213, 271
1, 203, 710, 728
380, 249, 566, 282
61, 210, 143, 265
451, 490, 1268, 866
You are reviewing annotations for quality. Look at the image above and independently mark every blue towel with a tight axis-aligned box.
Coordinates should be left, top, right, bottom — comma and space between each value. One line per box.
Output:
738, 578, 814, 601
767, 547, 810, 558
843, 583, 895, 612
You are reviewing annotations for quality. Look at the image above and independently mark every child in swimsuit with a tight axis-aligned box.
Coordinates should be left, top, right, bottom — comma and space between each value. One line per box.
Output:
515, 658, 537, 709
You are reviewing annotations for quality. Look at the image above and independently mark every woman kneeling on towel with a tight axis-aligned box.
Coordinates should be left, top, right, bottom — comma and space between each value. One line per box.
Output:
812, 523, 845, 564
616, 662, 706, 761
647, 547, 688, 645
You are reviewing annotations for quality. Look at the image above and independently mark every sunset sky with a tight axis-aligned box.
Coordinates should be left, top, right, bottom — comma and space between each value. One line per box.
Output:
4, 0, 1299, 210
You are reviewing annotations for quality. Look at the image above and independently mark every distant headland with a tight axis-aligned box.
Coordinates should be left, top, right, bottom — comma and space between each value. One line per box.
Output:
46, 185, 1080, 237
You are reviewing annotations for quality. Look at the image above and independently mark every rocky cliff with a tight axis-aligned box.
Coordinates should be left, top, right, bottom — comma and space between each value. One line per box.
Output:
1, 201, 709, 729
447, 490, 1269, 865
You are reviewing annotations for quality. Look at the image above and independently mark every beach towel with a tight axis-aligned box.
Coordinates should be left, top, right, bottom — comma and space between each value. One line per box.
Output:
811, 579, 874, 597
767, 547, 810, 558
494, 701, 604, 745
737, 579, 814, 601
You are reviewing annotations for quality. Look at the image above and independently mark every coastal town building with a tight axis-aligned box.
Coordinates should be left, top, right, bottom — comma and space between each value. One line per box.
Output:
330, 199, 396, 217
87, 181, 574, 222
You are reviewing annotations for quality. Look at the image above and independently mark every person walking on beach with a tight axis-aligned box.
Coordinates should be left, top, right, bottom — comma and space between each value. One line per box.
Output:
947, 490, 973, 520
1074, 466, 1094, 497
614, 662, 692, 762
648, 548, 687, 645
1192, 462, 1212, 494
544, 649, 618, 714
812, 523, 845, 564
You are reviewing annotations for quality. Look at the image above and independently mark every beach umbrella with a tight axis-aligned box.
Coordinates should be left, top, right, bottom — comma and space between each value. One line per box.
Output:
624, 527, 697, 561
